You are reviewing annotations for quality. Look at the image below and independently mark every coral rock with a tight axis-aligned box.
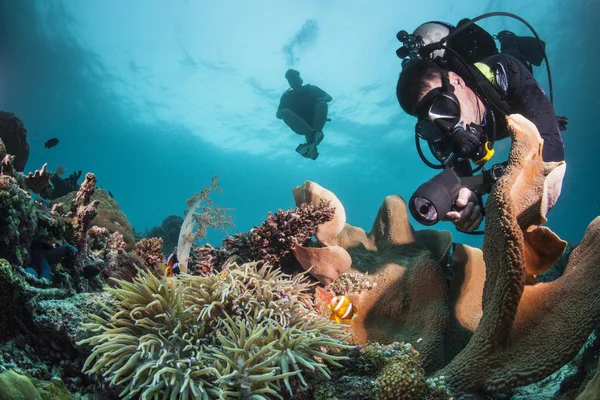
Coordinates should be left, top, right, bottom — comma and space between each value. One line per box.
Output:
0, 175, 37, 268
53, 188, 135, 249
0, 111, 30, 172
0, 369, 42, 400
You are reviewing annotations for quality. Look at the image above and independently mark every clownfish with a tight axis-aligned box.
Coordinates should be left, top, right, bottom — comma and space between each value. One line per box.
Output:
165, 253, 181, 278
328, 295, 357, 324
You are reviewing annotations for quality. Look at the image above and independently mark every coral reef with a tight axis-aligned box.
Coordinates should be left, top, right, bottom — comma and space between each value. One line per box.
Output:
53, 187, 135, 249
291, 181, 353, 285
286, 115, 600, 397
78, 262, 353, 399
140, 214, 183, 254
292, 181, 346, 244
193, 199, 336, 277
174, 176, 234, 273
310, 342, 451, 400
0, 257, 114, 397
24, 163, 52, 196
43, 169, 82, 200
0, 111, 29, 172
0, 369, 41, 400
301, 192, 455, 374
134, 237, 164, 276
1, 152, 53, 196
0, 174, 37, 268
25, 243, 77, 280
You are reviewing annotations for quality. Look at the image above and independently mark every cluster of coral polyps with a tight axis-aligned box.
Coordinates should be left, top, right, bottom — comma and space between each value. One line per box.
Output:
295, 114, 600, 397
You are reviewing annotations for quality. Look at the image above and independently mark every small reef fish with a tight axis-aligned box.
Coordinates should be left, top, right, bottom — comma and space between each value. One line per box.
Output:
328, 295, 357, 324
44, 138, 59, 148
165, 253, 181, 278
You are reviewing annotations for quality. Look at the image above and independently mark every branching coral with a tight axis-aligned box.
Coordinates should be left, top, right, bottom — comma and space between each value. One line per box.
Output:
134, 237, 164, 276
78, 262, 353, 399
176, 176, 234, 273
219, 200, 335, 269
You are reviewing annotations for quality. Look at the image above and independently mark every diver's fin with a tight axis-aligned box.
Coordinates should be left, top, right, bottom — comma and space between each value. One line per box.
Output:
296, 143, 311, 157
296, 143, 319, 160
307, 145, 319, 160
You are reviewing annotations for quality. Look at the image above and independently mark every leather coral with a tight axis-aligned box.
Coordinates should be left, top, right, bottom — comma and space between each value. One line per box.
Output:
440, 114, 600, 395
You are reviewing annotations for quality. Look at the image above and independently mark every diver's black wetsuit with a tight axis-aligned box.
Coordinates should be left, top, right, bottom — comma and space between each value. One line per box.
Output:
278, 84, 329, 125
480, 54, 565, 162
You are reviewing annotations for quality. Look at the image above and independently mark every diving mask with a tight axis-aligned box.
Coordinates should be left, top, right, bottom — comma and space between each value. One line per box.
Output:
414, 76, 494, 165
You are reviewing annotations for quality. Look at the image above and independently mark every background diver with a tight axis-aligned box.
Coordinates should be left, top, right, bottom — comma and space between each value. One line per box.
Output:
394, 15, 567, 233
276, 69, 333, 160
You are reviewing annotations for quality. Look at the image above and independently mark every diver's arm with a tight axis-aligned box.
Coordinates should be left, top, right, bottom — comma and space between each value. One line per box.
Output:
486, 54, 565, 162
311, 85, 332, 102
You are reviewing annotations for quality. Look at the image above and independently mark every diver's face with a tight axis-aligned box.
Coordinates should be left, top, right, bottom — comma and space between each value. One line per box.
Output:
420, 72, 483, 127
287, 76, 303, 89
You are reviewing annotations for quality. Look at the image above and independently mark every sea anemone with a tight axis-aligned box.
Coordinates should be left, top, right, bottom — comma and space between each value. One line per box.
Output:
78, 261, 353, 399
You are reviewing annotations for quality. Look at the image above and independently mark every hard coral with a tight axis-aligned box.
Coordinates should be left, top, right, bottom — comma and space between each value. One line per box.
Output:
134, 237, 164, 276
0, 175, 37, 268
376, 349, 428, 400
0, 111, 30, 172
78, 262, 353, 399
43, 169, 82, 200
142, 215, 183, 254
53, 187, 134, 249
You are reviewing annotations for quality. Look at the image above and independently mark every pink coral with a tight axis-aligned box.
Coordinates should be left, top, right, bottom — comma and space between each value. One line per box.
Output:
223, 200, 335, 267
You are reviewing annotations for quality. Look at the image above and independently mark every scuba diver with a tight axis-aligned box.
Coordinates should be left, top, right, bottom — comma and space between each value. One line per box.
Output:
276, 69, 333, 160
395, 14, 567, 233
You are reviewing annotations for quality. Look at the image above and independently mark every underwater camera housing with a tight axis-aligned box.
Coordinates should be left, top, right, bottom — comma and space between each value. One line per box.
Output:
409, 161, 505, 228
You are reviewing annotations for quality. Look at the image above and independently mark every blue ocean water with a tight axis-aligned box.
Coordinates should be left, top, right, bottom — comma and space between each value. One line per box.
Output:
0, 0, 597, 250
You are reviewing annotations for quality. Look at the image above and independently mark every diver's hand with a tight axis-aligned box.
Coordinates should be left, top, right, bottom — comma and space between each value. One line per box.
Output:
444, 188, 482, 233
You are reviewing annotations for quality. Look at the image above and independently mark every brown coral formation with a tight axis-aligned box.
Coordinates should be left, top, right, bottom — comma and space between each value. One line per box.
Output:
134, 237, 164, 276
438, 114, 600, 394
53, 187, 135, 249
293, 116, 600, 395
292, 183, 457, 372
323, 195, 454, 373
0, 111, 29, 172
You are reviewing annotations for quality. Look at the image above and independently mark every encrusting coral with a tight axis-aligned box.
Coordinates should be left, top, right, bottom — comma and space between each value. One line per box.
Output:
78, 262, 354, 399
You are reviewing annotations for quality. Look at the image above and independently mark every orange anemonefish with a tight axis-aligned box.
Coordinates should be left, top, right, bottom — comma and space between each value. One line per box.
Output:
165, 253, 181, 278
328, 295, 357, 324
